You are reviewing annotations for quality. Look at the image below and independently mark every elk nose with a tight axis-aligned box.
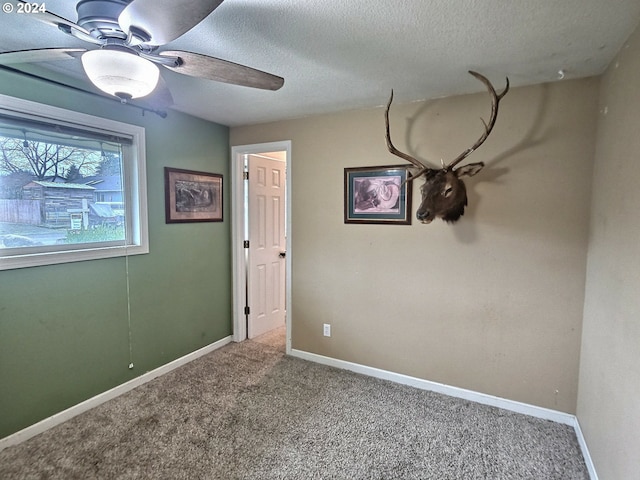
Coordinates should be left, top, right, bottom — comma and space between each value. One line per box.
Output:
416, 210, 434, 224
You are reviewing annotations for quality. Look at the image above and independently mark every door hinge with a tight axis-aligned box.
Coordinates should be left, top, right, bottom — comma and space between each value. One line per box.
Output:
244, 306, 250, 315
243, 240, 250, 248
243, 171, 249, 180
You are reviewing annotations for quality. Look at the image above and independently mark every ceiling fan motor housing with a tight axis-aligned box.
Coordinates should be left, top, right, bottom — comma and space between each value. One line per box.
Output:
76, 0, 149, 42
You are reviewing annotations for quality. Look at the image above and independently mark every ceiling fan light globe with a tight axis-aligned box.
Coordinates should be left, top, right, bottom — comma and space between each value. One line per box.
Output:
81, 49, 160, 99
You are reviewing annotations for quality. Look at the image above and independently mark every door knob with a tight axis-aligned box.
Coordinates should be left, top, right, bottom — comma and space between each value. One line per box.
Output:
279, 251, 286, 258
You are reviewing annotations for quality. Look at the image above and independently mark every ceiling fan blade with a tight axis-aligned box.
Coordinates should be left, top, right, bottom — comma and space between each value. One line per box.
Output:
159, 51, 284, 91
14, 1, 98, 43
0, 48, 86, 65
119, 0, 224, 46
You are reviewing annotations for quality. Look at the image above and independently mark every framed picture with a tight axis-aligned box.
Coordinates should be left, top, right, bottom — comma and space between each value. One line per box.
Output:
344, 165, 412, 225
164, 167, 223, 223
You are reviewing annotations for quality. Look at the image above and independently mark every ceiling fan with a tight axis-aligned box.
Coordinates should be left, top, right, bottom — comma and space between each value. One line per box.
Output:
0, 0, 284, 104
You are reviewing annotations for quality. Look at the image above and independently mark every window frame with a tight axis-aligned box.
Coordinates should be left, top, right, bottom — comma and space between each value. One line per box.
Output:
0, 94, 149, 270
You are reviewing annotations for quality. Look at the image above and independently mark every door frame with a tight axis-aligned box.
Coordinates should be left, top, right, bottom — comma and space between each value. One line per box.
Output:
231, 140, 292, 353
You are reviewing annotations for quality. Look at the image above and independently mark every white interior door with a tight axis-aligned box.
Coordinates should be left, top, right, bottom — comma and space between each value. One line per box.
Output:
247, 154, 286, 338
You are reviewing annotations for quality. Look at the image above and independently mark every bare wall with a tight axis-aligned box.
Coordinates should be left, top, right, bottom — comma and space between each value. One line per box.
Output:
231, 78, 598, 413
578, 23, 640, 479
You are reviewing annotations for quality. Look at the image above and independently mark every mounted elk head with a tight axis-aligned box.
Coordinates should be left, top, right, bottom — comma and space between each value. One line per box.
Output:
385, 71, 509, 224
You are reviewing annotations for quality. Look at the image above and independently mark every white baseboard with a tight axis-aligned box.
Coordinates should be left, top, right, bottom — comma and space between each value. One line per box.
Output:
290, 348, 598, 479
572, 417, 599, 480
0, 335, 233, 452
1, 338, 598, 480
291, 349, 574, 424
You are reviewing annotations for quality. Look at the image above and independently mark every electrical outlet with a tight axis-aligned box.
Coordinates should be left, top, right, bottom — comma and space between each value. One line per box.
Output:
323, 323, 331, 337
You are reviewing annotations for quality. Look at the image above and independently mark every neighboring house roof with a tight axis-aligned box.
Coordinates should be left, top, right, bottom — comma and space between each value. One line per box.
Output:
25, 181, 95, 190
0, 171, 32, 190
83, 176, 122, 192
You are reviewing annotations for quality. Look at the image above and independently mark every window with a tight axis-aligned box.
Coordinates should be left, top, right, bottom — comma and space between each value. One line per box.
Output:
0, 94, 148, 270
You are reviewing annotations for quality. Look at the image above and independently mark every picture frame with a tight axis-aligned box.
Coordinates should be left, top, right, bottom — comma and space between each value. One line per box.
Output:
344, 165, 412, 225
164, 167, 223, 223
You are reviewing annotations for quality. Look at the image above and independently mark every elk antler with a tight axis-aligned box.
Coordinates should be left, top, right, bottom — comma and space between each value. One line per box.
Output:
385, 90, 430, 181
447, 71, 510, 171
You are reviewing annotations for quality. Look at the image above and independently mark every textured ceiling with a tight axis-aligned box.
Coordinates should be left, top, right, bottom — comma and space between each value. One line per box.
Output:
1, 0, 640, 127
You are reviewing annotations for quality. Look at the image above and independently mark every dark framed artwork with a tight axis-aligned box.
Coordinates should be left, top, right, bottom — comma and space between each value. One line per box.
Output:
164, 167, 223, 223
344, 165, 412, 225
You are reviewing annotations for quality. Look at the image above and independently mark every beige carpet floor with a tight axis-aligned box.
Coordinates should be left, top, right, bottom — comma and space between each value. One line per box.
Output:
0, 327, 588, 479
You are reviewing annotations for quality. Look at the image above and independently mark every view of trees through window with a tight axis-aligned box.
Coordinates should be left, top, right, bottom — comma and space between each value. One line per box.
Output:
0, 133, 126, 250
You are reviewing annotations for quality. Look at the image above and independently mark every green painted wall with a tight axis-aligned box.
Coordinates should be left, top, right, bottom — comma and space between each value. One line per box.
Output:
0, 68, 232, 438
